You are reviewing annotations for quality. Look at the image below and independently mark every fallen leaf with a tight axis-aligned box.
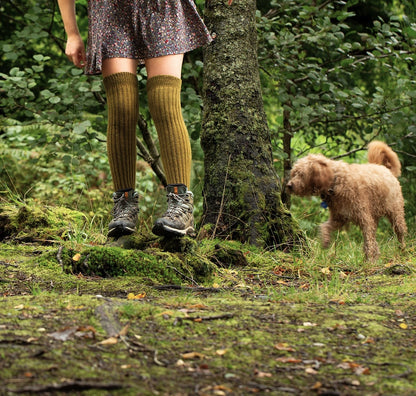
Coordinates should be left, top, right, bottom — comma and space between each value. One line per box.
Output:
175, 359, 187, 367
328, 323, 347, 331
119, 323, 130, 336
337, 361, 370, 375
157, 310, 174, 317
216, 349, 228, 356
181, 352, 205, 359
273, 266, 285, 275
276, 280, 288, 285
339, 271, 348, 279
75, 325, 96, 339
274, 343, 295, 352
395, 309, 404, 317
198, 363, 210, 370
48, 326, 79, 341
337, 362, 354, 370
127, 292, 146, 300
305, 367, 318, 375
321, 267, 331, 274
363, 337, 375, 344
399, 323, 408, 329
200, 385, 233, 395
185, 303, 208, 310
276, 356, 302, 364
311, 382, 322, 390
255, 370, 272, 377
214, 385, 233, 392
303, 322, 317, 327
99, 336, 118, 345
355, 366, 371, 375
72, 253, 81, 261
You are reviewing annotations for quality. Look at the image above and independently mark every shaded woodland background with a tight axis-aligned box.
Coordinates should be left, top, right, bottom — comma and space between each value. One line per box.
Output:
1, 0, 416, 239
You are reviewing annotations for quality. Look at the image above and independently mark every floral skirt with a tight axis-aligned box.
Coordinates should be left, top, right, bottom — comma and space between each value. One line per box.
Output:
85, 0, 212, 75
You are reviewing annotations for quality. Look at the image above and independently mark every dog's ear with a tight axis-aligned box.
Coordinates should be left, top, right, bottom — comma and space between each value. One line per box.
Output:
310, 158, 334, 193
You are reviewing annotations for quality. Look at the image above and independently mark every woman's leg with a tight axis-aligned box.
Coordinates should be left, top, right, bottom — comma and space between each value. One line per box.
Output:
145, 54, 192, 187
145, 55, 183, 79
102, 58, 139, 77
145, 54, 195, 236
102, 58, 139, 191
102, 58, 140, 237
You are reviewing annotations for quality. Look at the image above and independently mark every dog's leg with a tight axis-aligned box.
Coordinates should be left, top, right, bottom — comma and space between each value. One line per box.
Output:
388, 210, 407, 249
320, 221, 332, 248
320, 215, 345, 249
361, 221, 379, 262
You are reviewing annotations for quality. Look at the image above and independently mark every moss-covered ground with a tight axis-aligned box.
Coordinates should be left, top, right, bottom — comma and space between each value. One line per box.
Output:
0, 203, 415, 395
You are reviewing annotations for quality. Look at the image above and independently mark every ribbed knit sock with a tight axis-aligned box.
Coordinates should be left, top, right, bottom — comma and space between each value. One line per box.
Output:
147, 75, 192, 188
103, 72, 138, 192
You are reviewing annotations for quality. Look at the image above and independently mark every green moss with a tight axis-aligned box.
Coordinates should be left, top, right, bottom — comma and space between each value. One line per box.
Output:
57, 245, 215, 285
0, 201, 87, 241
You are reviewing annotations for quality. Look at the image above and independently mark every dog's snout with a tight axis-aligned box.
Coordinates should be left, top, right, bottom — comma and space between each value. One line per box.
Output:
286, 182, 293, 191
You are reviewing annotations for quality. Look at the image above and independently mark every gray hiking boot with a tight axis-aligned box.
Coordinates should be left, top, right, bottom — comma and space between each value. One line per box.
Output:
107, 189, 139, 237
152, 184, 195, 237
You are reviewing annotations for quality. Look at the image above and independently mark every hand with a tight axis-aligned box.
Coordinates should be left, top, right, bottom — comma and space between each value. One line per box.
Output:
228, 0, 233, 4
65, 34, 86, 68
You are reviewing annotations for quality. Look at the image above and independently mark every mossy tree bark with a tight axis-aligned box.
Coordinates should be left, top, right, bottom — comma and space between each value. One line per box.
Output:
201, 0, 302, 249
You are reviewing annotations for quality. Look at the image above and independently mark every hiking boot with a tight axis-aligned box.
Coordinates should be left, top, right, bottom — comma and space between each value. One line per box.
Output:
152, 184, 195, 237
107, 189, 139, 237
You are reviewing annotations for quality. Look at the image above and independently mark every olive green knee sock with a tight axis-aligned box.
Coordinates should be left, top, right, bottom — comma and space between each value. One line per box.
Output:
147, 75, 192, 188
103, 72, 138, 192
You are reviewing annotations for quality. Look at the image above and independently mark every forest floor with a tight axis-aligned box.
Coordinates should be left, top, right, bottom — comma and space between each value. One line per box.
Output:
0, 204, 415, 395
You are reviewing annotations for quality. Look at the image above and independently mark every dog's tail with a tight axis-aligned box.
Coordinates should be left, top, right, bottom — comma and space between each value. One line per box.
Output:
367, 141, 401, 177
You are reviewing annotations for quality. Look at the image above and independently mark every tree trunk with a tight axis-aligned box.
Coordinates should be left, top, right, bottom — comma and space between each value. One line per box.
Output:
201, 0, 302, 249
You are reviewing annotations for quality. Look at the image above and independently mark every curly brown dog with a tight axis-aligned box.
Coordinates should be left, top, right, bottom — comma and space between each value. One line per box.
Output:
286, 141, 407, 261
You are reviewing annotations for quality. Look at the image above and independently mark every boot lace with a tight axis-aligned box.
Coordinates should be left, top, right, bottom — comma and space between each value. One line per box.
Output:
164, 193, 191, 219
112, 193, 138, 220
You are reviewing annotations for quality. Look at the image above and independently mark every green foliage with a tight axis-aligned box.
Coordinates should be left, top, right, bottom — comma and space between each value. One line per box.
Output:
1, 1, 64, 70
258, 0, 416, 156
1, 0, 416, 231
1, 56, 105, 141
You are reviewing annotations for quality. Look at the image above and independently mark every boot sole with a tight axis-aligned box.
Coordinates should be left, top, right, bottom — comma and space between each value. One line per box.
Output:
107, 225, 136, 238
152, 223, 195, 237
